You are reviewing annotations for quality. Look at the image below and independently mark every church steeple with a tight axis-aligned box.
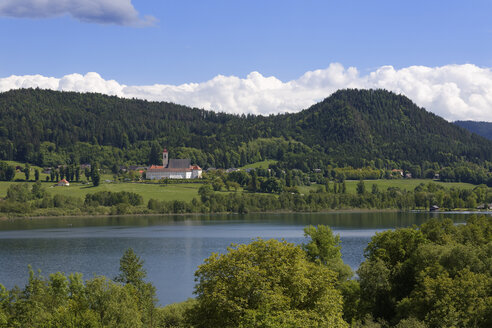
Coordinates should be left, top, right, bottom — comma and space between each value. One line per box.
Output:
163, 149, 168, 167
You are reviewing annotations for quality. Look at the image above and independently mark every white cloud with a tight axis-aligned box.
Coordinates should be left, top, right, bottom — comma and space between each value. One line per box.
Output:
1, 64, 492, 121
0, 0, 156, 26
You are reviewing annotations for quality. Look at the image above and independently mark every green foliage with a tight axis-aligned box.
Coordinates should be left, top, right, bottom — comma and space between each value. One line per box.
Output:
357, 216, 492, 327
3, 268, 143, 328
1, 176, 489, 216
31, 181, 45, 199
198, 184, 213, 202
302, 225, 352, 282
115, 248, 157, 327
339, 279, 360, 324
189, 238, 348, 327
6, 183, 31, 202
1, 88, 491, 176
84, 276, 144, 327
23, 164, 30, 181
439, 163, 492, 186
85, 190, 143, 207
357, 179, 366, 195
115, 248, 147, 286
394, 317, 427, 328
52, 194, 82, 208
333, 167, 383, 180
259, 176, 283, 193
91, 163, 100, 187
211, 178, 224, 191
156, 299, 196, 328
225, 180, 240, 191
149, 142, 162, 166
0, 222, 490, 327
227, 170, 250, 186
0, 162, 15, 181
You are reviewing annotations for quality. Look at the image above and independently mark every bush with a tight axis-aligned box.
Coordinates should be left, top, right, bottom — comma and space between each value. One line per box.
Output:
85, 191, 143, 207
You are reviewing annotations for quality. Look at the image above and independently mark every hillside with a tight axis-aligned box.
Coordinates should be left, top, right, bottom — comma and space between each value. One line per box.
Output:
0, 88, 491, 171
288, 89, 492, 167
454, 120, 492, 141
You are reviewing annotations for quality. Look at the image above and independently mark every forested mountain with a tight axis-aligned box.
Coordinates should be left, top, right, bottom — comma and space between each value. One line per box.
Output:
454, 120, 492, 141
0, 88, 491, 171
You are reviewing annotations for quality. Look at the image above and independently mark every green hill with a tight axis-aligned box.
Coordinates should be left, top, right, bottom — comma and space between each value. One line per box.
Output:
0, 88, 491, 172
288, 89, 492, 167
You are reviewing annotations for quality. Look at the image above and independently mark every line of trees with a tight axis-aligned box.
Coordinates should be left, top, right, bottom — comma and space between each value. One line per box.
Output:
0, 178, 491, 217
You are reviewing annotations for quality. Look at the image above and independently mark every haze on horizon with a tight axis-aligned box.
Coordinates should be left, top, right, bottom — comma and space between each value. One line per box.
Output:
1, 0, 491, 121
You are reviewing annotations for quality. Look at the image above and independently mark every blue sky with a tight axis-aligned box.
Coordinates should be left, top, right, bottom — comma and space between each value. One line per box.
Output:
0, 0, 491, 121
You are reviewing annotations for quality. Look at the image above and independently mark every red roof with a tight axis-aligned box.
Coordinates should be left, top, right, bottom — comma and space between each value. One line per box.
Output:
148, 167, 193, 172
148, 164, 201, 172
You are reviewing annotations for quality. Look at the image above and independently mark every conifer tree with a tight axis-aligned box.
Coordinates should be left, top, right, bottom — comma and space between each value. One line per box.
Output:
91, 163, 100, 187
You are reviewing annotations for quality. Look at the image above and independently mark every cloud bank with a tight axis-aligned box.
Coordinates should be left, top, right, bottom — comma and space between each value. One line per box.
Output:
1, 64, 491, 121
0, 0, 156, 26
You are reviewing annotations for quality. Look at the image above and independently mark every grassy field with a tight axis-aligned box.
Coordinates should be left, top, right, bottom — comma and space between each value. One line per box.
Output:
240, 160, 277, 169
298, 179, 477, 195
0, 181, 203, 203
0, 178, 480, 204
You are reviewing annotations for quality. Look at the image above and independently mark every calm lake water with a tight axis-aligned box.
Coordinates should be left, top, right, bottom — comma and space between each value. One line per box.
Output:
0, 211, 487, 305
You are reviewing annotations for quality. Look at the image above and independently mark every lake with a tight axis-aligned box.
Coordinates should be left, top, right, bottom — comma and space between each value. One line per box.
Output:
0, 211, 486, 305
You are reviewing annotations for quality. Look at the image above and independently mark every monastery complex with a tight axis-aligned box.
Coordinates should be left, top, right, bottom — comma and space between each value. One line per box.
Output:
146, 149, 202, 180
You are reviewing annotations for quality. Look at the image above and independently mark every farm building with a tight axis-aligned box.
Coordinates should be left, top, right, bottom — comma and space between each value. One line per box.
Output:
57, 179, 70, 186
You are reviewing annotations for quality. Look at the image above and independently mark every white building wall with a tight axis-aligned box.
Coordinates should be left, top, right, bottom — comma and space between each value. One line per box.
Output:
191, 169, 202, 179
147, 171, 192, 180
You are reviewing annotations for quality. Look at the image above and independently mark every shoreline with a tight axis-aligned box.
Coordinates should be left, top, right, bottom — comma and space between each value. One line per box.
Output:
0, 208, 400, 221
1, 208, 490, 222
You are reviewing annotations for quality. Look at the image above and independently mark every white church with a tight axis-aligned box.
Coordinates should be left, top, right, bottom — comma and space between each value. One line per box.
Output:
146, 149, 202, 180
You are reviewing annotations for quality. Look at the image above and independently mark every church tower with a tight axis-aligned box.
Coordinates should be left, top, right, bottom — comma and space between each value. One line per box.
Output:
163, 149, 169, 167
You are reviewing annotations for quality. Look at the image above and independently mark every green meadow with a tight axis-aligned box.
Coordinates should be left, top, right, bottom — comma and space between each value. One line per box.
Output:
240, 160, 277, 169
0, 177, 478, 205
0, 181, 203, 203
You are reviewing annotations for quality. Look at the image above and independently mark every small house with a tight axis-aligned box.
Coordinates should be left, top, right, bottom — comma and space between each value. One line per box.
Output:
391, 169, 404, 177
57, 179, 69, 187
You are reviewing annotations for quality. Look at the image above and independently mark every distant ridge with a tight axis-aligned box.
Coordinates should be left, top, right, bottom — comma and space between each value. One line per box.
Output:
454, 120, 492, 141
0, 88, 491, 170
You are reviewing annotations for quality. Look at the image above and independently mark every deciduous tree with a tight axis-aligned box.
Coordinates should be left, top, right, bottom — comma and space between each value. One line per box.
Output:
189, 238, 348, 327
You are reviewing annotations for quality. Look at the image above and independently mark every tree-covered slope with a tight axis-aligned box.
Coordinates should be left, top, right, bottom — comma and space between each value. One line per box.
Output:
290, 89, 492, 166
454, 120, 492, 141
0, 88, 491, 170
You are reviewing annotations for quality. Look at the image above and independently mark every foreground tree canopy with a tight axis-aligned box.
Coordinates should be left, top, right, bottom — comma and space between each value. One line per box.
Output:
0, 249, 156, 328
0, 217, 490, 327
190, 238, 348, 328
357, 216, 492, 327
